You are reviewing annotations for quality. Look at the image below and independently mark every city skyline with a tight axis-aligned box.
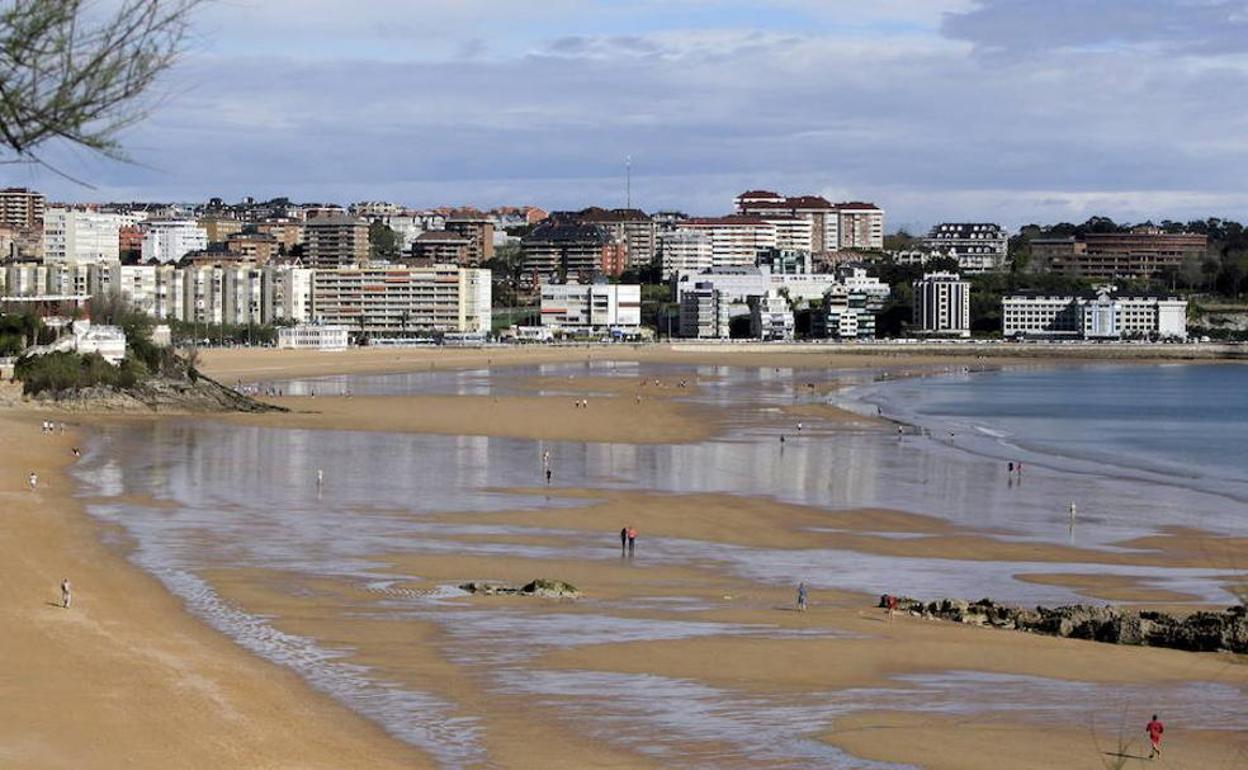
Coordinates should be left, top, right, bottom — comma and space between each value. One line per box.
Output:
6, 1, 1248, 230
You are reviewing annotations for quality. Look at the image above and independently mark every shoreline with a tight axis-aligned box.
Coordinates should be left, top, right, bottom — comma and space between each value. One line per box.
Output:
0, 410, 428, 768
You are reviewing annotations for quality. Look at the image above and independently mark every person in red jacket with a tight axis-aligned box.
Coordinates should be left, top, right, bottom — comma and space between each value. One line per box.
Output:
1146, 714, 1164, 759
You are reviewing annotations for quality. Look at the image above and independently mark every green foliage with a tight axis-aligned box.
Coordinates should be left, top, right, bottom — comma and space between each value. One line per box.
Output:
640, 283, 675, 333
368, 220, 401, 261
15, 351, 127, 396
883, 229, 920, 252
0, 311, 42, 356
166, 319, 281, 347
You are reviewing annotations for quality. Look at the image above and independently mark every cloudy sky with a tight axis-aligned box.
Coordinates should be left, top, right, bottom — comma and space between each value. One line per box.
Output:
15, 0, 1248, 231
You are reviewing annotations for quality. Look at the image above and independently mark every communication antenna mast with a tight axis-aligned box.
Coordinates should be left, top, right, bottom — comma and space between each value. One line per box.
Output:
626, 155, 632, 210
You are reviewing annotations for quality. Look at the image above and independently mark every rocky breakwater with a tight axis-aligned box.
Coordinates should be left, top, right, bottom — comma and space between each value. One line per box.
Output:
460, 579, 581, 600
881, 596, 1248, 654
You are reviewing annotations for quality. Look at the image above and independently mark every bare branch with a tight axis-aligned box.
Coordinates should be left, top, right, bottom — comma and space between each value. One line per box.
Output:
0, 0, 203, 166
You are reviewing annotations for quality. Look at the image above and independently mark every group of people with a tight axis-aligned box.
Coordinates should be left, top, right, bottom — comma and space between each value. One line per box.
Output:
572, 399, 589, 409
40, 419, 65, 435
619, 526, 637, 556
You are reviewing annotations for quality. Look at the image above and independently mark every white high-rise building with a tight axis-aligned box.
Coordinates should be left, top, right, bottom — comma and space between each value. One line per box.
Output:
539, 282, 641, 332
43, 208, 125, 263
659, 230, 713, 278
913, 272, 971, 337
141, 219, 208, 264
312, 265, 491, 337
677, 216, 777, 268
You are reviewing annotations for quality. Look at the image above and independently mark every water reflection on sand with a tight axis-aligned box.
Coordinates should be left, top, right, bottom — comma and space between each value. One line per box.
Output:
74, 361, 1248, 768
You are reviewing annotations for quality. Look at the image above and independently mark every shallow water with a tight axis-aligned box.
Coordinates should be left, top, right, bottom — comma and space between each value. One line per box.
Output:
74, 360, 1248, 767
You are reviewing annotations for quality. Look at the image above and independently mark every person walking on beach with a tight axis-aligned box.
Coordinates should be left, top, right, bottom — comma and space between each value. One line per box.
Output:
627, 527, 637, 556
1008, 461, 1014, 474
796, 582, 808, 612
28, 472, 37, 491
1146, 714, 1164, 759
60, 578, 71, 609
1068, 501, 1077, 521
316, 469, 324, 488
620, 527, 628, 555
545, 467, 553, 484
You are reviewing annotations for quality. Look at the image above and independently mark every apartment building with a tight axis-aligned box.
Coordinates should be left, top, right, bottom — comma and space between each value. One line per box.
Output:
749, 291, 795, 341
226, 232, 280, 263
0, 185, 46, 258
0, 187, 45, 231
348, 201, 404, 218
521, 222, 623, 281
43, 208, 125, 263
913, 272, 971, 337
835, 202, 885, 251
1002, 287, 1187, 340
538, 281, 642, 333
198, 215, 244, 245
922, 223, 1008, 272
735, 191, 886, 253
1035, 228, 1207, 280
254, 219, 304, 253
812, 286, 876, 339
756, 248, 812, 275
677, 216, 777, 268
735, 191, 835, 254
834, 264, 892, 307
311, 265, 491, 338
305, 215, 368, 268
672, 266, 842, 309
658, 229, 713, 278
444, 218, 495, 265
141, 219, 209, 264
575, 208, 658, 268
677, 283, 731, 339
410, 230, 471, 264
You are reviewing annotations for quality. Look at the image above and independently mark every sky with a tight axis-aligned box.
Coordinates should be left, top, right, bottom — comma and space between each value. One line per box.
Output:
13, 0, 1248, 232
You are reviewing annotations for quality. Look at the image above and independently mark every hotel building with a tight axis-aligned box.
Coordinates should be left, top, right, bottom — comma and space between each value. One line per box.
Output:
1002, 287, 1188, 340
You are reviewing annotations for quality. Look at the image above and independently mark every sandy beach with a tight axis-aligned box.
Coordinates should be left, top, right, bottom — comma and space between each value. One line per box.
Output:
4, 345, 1247, 768
0, 411, 427, 769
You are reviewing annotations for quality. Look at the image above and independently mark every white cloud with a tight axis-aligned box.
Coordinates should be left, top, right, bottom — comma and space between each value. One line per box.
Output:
21, 0, 1248, 230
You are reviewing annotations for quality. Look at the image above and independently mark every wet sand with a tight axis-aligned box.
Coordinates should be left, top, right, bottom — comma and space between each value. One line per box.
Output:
8, 346, 1248, 768
0, 412, 426, 769
199, 344, 1001, 382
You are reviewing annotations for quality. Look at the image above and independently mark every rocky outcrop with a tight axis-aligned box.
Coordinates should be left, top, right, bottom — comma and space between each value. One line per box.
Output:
880, 596, 1248, 654
28, 374, 283, 413
460, 579, 580, 600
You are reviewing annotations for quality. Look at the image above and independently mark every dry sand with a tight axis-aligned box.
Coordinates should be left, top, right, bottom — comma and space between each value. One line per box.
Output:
220, 392, 718, 444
